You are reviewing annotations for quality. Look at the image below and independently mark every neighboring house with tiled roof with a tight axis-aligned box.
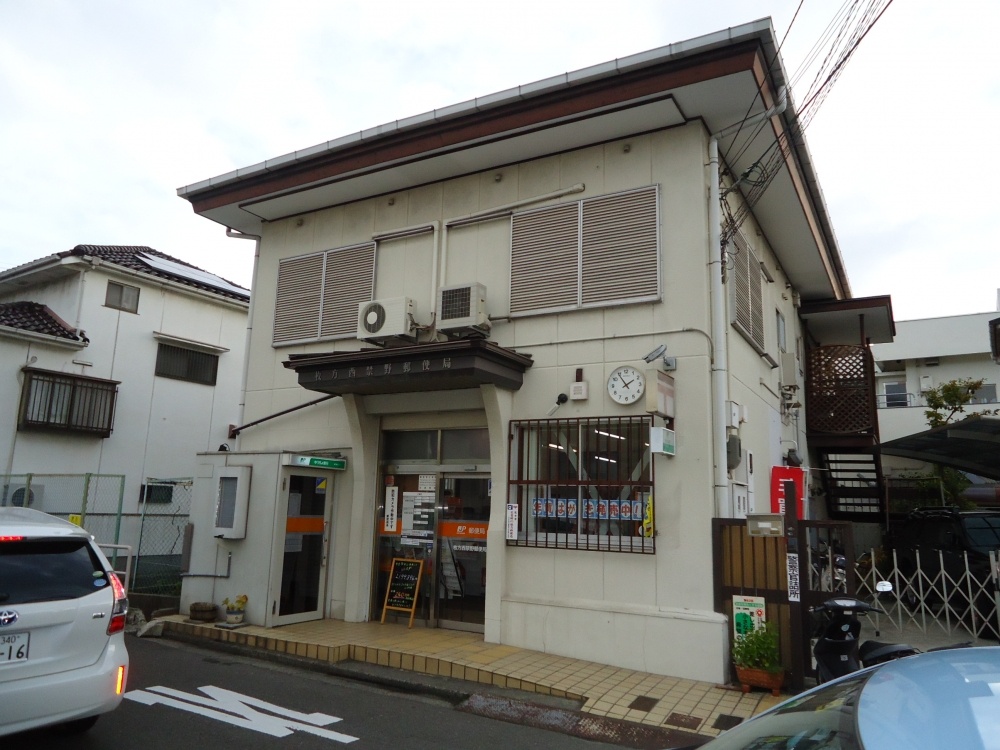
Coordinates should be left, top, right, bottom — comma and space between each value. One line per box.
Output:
0, 245, 249, 552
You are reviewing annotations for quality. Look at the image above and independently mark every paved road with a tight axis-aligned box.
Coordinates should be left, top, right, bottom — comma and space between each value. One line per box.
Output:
12, 636, 622, 749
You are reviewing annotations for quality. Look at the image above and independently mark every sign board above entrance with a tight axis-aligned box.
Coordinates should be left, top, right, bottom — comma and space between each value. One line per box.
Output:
285, 454, 347, 470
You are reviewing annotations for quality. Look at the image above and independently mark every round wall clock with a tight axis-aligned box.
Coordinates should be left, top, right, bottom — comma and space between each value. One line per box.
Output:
607, 365, 646, 404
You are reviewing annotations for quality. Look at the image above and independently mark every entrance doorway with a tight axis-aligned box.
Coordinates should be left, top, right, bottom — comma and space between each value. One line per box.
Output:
270, 471, 332, 626
374, 474, 490, 631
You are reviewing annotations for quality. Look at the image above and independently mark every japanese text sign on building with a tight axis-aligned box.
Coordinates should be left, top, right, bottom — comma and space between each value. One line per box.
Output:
770, 466, 805, 518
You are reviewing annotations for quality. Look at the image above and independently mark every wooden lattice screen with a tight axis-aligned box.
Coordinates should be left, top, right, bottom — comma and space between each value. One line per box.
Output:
806, 345, 875, 434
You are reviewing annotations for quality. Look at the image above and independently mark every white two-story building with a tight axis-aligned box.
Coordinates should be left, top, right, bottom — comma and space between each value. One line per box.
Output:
0, 245, 248, 549
175, 20, 893, 683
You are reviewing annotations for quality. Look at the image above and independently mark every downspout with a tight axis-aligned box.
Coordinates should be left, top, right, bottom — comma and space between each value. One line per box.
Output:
226, 227, 261, 448
708, 87, 787, 518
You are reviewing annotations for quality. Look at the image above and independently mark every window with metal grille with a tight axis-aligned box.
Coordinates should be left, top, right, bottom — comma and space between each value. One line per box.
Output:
105, 280, 140, 313
507, 416, 655, 553
18, 368, 118, 437
510, 186, 659, 315
155, 343, 219, 385
273, 242, 376, 345
729, 232, 766, 353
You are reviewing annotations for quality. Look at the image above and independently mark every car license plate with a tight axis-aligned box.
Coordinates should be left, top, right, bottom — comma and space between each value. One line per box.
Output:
0, 632, 29, 663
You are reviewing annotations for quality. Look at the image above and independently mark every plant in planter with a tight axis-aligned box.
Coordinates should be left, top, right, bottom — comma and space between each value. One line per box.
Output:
221, 594, 248, 624
731, 623, 784, 696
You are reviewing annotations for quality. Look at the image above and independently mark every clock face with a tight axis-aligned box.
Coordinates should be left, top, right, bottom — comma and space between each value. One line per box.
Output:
608, 366, 646, 404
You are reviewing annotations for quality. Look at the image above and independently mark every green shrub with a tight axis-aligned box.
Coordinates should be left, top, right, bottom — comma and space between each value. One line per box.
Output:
731, 623, 781, 673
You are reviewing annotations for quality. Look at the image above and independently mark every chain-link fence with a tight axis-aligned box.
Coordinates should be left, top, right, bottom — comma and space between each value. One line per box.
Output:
131, 479, 192, 596
1, 472, 191, 598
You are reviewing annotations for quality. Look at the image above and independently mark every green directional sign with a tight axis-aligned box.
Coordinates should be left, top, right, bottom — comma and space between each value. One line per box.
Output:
290, 455, 347, 470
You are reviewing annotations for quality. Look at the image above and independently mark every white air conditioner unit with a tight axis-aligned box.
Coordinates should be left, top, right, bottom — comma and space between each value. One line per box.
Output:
779, 352, 798, 390
4, 484, 44, 508
437, 283, 489, 332
357, 297, 415, 340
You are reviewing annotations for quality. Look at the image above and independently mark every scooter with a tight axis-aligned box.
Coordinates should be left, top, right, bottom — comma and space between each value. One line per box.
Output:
811, 581, 920, 683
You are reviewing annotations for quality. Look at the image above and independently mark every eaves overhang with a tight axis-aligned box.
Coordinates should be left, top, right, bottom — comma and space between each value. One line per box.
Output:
881, 416, 1000, 481
284, 338, 534, 396
179, 18, 851, 301
799, 295, 896, 346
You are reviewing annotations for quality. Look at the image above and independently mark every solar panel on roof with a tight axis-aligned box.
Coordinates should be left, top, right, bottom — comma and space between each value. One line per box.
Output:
137, 253, 248, 298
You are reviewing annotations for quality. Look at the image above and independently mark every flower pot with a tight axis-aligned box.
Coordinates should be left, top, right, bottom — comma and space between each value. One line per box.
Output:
225, 611, 244, 625
735, 666, 784, 697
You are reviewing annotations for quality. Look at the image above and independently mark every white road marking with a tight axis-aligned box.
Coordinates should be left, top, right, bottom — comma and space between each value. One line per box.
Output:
125, 685, 359, 742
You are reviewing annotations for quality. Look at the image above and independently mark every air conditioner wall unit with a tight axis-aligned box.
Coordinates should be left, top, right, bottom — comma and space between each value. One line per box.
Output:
437, 283, 488, 331
357, 297, 415, 339
3, 484, 44, 508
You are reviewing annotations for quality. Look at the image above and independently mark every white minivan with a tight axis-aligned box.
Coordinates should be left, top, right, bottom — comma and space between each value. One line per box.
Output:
0, 507, 130, 736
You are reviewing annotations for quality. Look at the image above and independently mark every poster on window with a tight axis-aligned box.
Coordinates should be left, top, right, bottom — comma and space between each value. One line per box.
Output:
384, 486, 398, 532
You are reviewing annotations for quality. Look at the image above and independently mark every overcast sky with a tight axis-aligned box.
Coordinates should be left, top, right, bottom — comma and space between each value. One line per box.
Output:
1, 1, 997, 322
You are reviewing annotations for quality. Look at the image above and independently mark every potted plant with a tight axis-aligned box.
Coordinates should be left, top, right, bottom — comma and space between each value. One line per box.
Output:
731, 623, 784, 696
222, 594, 248, 625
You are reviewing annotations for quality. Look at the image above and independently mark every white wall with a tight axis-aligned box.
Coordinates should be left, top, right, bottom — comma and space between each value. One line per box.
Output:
209, 121, 809, 683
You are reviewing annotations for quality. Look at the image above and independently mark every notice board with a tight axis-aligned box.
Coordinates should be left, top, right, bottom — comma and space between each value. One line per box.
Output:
381, 558, 424, 628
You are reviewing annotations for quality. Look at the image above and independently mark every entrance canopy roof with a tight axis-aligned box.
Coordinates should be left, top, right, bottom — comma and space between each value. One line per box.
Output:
880, 416, 1000, 480
284, 338, 533, 396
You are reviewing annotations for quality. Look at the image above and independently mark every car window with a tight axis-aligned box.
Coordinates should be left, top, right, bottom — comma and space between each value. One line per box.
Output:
962, 516, 1000, 554
700, 672, 869, 749
0, 538, 110, 605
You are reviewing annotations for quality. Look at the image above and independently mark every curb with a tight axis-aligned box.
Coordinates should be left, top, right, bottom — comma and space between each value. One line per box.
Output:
156, 627, 707, 749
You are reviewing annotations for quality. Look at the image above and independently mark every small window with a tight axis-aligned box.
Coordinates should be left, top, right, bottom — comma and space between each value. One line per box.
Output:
971, 383, 997, 404
141, 483, 174, 504
106, 281, 140, 313
882, 380, 908, 408
155, 343, 219, 385
776, 310, 787, 353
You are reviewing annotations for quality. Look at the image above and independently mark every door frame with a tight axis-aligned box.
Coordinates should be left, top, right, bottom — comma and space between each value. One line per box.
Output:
266, 468, 335, 627
374, 466, 490, 631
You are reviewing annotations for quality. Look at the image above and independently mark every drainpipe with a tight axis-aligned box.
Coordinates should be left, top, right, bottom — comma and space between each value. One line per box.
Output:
708, 87, 787, 518
226, 227, 261, 447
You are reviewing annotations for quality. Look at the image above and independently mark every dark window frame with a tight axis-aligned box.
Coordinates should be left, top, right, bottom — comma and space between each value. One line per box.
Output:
155, 343, 219, 386
18, 368, 118, 437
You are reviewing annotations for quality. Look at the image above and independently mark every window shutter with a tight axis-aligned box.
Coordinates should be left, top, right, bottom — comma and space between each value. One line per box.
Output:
320, 243, 375, 337
273, 254, 323, 343
510, 203, 579, 314
730, 232, 765, 351
581, 186, 658, 305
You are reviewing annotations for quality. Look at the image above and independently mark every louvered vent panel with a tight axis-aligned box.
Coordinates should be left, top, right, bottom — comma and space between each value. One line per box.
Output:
731, 234, 753, 335
273, 254, 323, 343
510, 204, 579, 313
581, 186, 658, 304
321, 243, 375, 337
750, 258, 765, 350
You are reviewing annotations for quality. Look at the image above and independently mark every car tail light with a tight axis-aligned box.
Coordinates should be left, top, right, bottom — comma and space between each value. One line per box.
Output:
115, 665, 127, 695
0, 535, 26, 542
107, 572, 129, 635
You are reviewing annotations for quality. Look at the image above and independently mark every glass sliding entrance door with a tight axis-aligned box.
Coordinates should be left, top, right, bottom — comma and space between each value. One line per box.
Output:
272, 472, 331, 625
435, 476, 490, 629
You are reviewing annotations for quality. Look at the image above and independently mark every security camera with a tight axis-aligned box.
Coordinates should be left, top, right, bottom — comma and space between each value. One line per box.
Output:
643, 344, 666, 363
